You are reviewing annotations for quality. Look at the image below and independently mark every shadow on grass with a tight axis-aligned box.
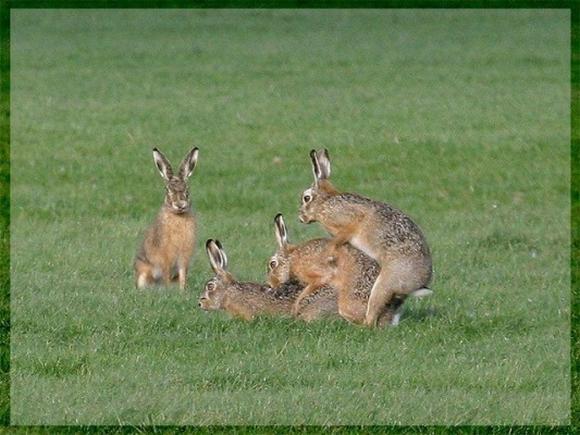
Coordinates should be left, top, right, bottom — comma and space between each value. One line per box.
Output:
403, 305, 439, 323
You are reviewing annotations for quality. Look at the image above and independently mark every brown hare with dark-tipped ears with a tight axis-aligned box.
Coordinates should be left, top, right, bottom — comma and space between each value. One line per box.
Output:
134, 147, 199, 290
298, 149, 433, 327
268, 213, 431, 326
199, 239, 337, 321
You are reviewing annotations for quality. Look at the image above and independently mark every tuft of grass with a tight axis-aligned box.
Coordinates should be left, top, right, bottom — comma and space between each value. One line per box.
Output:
10, 10, 570, 425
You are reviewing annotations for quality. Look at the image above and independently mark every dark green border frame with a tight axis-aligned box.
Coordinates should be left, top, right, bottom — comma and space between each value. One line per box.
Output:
0, 1, 576, 433
0, 0, 9, 428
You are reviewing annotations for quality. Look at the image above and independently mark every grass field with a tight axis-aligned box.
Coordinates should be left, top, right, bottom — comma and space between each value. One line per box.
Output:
9, 10, 570, 425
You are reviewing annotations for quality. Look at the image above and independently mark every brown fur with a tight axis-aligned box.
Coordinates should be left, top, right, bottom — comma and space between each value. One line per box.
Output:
134, 147, 198, 290
199, 240, 337, 321
268, 214, 402, 326
299, 149, 433, 327
134, 209, 196, 289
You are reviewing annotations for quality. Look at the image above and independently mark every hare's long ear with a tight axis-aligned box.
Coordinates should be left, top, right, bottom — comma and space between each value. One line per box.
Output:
153, 148, 173, 181
310, 149, 322, 184
178, 147, 199, 180
214, 240, 228, 270
206, 239, 224, 275
274, 213, 288, 249
316, 149, 331, 180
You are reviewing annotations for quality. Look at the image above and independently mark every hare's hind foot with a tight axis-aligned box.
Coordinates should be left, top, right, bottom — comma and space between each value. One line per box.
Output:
135, 259, 154, 289
135, 270, 155, 289
135, 260, 168, 289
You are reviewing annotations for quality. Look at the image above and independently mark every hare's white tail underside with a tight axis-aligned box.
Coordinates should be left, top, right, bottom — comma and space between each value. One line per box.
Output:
410, 288, 433, 298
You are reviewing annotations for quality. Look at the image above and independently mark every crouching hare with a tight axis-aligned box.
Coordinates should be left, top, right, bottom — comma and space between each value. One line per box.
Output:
268, 214, 431, 326
134, 147, 198, 290
199, 240, 337, 321
299, 149, 433, 327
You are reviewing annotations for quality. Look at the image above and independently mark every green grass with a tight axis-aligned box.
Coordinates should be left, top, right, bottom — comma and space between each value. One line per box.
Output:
9, 10, 570, 425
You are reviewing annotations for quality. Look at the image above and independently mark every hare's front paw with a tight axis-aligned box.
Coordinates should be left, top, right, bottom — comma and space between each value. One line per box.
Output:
292, 298, 303, 316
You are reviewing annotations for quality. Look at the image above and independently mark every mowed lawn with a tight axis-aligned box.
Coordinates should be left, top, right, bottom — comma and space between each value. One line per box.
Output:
10, 10, 570, 425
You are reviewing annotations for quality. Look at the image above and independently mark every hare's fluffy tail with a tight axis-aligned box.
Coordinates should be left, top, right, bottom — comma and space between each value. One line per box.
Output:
410, 288, 433, 298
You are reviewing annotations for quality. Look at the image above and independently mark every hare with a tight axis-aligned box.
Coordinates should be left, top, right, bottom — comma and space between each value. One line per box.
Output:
298, 149, 433, 327
134, 147, 199, 290
268, 214, 430, 326
199, 240, 337, 321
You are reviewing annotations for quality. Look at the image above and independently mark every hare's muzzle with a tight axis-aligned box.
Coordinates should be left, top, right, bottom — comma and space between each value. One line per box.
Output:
173, 200, 189, 213
198, 297, 209, 310
298, 212, 312, 224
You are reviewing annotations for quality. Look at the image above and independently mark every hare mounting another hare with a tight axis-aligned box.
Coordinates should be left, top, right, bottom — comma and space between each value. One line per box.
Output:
298, 149, 433, 327
134, 147, 198, 290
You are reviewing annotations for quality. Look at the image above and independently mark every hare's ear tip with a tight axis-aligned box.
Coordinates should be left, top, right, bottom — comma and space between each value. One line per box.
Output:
205, 239, 214, 248
153, 147, 159, 152
215, 240, 223, 249
309, 149, 316, 157
275, 213, 283, 221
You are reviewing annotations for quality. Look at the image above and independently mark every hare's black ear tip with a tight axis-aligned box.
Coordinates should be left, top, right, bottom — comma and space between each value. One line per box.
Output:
275, 213, 283, 221
192, 147, 199, 152
205, 239, 214, 249
215, 240, 223, 249
309, 149, 316, 157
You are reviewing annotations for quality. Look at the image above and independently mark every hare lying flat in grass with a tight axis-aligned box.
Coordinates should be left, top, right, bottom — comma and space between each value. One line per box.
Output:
134, 147, 198, 290
298, 149, 433, 327
268, 214, 431, 326
199, 240, 338, 322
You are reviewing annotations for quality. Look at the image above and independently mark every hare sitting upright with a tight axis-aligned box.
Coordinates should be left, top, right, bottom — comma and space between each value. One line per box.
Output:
134, 147, 199, 290
199, 240, 337, 322
268, 214, 430, 326
298, 149, 433, 327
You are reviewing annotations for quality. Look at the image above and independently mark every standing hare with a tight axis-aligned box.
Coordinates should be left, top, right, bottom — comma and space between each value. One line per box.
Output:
268, 214, 431, 326
199, 240, 337, 321
134, 147, 198, 290
298, 149, 433, 327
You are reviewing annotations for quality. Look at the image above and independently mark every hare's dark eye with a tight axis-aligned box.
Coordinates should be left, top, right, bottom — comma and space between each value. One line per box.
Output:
269, 260, 277, 269
303, 194, 311, 203
207, 282, 215, 291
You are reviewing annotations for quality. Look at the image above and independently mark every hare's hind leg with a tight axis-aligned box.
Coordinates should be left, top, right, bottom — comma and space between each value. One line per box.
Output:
364, 268, 410, 327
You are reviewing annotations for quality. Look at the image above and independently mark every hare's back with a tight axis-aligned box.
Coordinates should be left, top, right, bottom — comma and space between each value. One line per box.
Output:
336, 192, 429, 258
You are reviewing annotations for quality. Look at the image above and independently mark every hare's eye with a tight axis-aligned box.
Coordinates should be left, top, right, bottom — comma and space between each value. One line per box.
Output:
303, 194, 311, 203
269, 260, 277, 269
207, 282, 215, 291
